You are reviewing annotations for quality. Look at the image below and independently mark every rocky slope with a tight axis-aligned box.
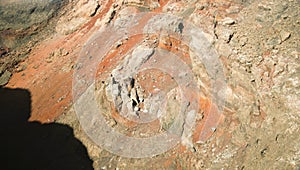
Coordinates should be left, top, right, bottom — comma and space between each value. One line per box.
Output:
2, 0, 300, 169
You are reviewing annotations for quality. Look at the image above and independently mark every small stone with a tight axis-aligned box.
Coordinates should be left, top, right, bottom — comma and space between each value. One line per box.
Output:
115, 40, 123, 48
226, 6, 240, 14
280, 30, 291, 42
113, 3, 118, 8
282, 14, 289, 19
45, 58, 52, 63
16, 64, 27, 72
63, 50, 69, 56
218, 29, 234, 43
59, 48, 69, 56
258, 4, 272, 11
252, 111, 260, 116
0, 47, 8, 57
196, 2, 208, 10
108, 119, 117, 127
33, 65, 39, 69
252, 108, 260, 116
0, 70, 12, 86
222, 17, 236, 25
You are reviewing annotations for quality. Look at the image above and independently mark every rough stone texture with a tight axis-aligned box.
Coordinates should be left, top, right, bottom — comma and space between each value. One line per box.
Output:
0, 70, 11, 86
3, 0, 300, 169
55, 0, 100, 35
0, 0, 66, 87
0, 0, 65, 48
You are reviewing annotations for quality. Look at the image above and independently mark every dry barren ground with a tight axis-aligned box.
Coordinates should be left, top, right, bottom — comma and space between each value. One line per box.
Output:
1, 0, 299, 169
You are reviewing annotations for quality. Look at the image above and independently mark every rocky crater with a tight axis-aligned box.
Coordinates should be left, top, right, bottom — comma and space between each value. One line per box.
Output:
1, 0, 299, 169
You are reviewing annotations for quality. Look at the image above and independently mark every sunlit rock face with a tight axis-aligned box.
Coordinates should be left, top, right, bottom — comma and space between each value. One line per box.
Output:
1, 0, 300, 169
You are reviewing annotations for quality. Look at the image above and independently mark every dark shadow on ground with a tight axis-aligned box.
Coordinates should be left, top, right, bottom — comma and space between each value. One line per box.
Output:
0, 87, 93, 170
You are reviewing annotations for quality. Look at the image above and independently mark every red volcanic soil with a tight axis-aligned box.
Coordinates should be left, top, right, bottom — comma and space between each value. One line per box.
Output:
6, 0, 223, 144
6, 0, 115, 123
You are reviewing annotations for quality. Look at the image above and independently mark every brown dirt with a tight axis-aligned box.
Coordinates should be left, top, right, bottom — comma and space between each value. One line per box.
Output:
3, 0, 300, 169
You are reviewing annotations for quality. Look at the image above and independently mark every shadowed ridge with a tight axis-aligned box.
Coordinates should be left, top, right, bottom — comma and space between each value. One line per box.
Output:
0, 87, 93, 170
